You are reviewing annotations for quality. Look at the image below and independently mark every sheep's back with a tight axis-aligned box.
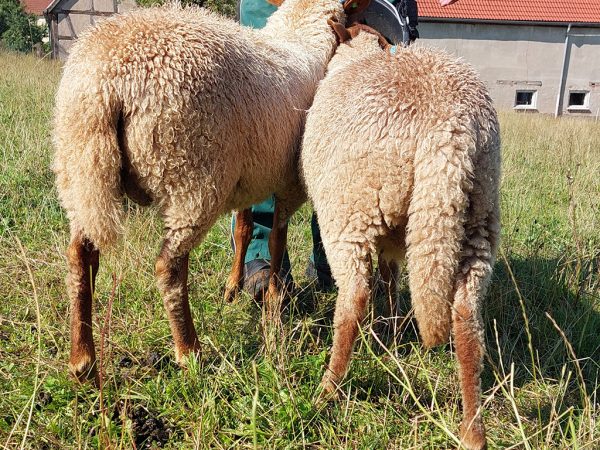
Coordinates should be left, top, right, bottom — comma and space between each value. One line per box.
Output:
59, 5, 319, 213
302, 45, 499, 231
311, 46, 494, 141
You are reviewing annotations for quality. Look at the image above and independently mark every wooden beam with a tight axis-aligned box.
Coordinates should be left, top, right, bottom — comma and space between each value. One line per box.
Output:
65, 13, 77, 38
51, 14, 59, 58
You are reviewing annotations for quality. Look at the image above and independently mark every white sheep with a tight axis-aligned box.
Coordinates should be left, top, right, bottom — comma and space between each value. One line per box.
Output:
300, 25, 501, 450
52, 0, 350, 383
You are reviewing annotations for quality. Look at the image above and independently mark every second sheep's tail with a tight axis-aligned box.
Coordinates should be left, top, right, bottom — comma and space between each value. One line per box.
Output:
405, 118, 477, 347
52, 74, 124, 250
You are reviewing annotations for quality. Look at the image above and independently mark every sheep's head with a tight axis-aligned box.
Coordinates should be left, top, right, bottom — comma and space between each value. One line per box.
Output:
269, 0, 371, 34
263, 0, 372, 61
330, 22, 390, 50
325, 22, 395, 72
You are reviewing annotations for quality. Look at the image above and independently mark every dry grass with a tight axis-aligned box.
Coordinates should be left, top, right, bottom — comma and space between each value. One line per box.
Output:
0, 51, 598, 449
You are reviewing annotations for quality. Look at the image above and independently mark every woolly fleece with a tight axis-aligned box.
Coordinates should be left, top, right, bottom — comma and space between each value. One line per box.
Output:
53, 0, 345, 252
301, 32, 500, 450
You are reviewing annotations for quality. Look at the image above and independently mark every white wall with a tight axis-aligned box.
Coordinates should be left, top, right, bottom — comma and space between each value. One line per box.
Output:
418, 21, 600, 117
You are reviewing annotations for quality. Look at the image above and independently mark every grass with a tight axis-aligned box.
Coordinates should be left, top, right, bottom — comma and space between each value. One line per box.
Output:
1, 50, 599, 449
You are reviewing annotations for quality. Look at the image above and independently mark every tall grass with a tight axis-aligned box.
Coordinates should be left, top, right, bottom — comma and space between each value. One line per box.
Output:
0, 51, 598, 449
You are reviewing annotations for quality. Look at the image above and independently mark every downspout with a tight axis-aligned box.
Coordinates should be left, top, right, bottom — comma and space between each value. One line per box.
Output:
555, 23, 572, 117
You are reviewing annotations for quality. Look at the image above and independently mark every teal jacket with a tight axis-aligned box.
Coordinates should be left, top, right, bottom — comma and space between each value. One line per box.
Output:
238, 0, 278, 28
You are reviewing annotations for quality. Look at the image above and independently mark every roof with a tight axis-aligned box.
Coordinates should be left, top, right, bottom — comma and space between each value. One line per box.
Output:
44, 0, 60, 14
419, 0, 600, 25
21, 0, 52, 15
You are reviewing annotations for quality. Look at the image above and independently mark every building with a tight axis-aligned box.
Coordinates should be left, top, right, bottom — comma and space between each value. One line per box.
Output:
44, 0, 136, 60
18, 0, 51, 53
418, 0, 600, 117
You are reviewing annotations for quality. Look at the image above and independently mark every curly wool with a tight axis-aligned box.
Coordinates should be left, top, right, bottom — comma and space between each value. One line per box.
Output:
301, 33, 500, 450
303, 33, 500, 344
53, 0, 344, 251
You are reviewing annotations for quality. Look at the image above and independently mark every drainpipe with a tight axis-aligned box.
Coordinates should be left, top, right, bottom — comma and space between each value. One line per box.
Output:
555, 23, 572, 117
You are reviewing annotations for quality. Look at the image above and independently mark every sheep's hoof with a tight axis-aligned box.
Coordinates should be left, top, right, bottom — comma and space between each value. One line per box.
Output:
223, 283, 240, 303
174, 344, 201, 368
69, 355, 98, 386
459, 419, 487, 450
263, 285, 284, 319
316, 375, 341, 404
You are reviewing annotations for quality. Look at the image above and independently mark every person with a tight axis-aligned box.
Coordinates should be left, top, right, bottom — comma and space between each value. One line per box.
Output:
234, 0, 459, 297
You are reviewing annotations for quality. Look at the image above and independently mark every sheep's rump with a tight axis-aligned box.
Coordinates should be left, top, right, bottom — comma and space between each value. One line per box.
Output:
301, 46, 500, 343
53, 6, 316, 248
303, 46, 499, 228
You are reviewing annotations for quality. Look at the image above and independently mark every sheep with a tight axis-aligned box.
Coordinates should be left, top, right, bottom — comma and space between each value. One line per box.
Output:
52, 0, 355, 384
299, 25, 501, 450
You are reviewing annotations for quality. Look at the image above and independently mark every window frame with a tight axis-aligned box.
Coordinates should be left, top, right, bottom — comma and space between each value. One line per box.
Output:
567, 90, 590, 112
514, 90, 538, 111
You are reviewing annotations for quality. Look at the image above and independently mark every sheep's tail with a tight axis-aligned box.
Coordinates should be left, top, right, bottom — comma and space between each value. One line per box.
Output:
52, 73, 123, 250
405, 118, 477, 347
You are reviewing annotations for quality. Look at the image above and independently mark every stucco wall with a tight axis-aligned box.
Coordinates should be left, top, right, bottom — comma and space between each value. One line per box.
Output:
418, 21, 600, 117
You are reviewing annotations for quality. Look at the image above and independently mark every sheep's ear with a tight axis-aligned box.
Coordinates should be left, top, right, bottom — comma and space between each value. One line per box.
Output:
347, 24, 362, 40
266, 0, 284, 6
347, 23, 391, 51
342, 0, 370, 17
377, 35, 389, 50
328, 18, 351, 44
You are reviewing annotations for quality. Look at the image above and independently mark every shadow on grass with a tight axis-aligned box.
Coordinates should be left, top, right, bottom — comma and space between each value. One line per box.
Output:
485, 255, 599, 390
288, 253, 599, 424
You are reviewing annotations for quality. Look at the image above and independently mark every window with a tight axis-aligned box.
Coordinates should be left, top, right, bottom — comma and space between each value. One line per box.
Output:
568, 90, 590, 110
514, 90, 537, 110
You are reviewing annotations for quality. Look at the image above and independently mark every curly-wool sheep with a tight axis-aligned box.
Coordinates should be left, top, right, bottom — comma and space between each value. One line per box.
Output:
300, 27, 500, 450
52, 0, 347, 384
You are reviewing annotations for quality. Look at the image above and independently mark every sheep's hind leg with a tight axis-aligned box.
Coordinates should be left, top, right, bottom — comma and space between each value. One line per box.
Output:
453, 221, 498, 450
66, 232, 100, 385
453, 273, 487, 450
224, 209, 253, 302
321, 244, 373, 397
155, 227, 202, 365
375, 253, 399, 336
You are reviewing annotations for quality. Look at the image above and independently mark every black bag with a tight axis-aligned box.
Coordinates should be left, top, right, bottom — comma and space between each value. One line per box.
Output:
351, 0, 418, 46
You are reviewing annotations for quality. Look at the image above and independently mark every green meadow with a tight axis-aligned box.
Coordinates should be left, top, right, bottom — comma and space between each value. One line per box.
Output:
1, 50, 598, 449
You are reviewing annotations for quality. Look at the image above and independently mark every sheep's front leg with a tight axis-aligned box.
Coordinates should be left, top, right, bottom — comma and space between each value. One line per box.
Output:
224, 209, 253, 302
376, 229, 406, 332
375, 254, 399, 337
66, 232, 100, 385
155, 234, 200, 365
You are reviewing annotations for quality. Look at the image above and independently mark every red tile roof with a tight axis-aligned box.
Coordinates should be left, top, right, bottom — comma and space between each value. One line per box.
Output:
419, 0, 600, 24
21, 0, 52, 15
